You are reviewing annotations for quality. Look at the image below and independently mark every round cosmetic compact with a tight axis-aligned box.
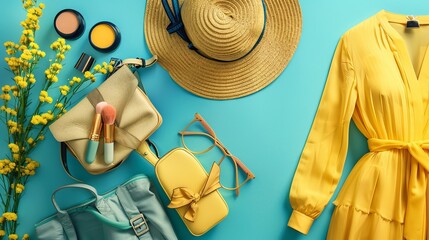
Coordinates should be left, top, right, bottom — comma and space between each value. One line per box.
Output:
89, 21, 121, 53
54, 9, 85, 39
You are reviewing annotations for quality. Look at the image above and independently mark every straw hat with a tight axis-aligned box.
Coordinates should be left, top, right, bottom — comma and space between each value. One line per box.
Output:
145, 0, 302, 100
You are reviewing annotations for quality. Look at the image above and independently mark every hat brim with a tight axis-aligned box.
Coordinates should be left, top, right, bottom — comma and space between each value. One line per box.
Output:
144, 0, 302, 100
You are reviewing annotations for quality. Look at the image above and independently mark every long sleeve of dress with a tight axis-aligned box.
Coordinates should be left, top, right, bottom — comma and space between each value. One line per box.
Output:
288, 35, 357, 234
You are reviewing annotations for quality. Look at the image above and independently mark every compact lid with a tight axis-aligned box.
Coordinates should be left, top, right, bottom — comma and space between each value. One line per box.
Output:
54, 9, 85, 39
89, 21, 121, 52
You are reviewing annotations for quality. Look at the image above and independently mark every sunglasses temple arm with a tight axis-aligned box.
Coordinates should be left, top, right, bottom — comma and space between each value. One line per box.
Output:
229, 156, 255, 196
195, 113, 216, 137
231, 155, 256, 179
235, 161, 240, 196
178, 131, 206, 136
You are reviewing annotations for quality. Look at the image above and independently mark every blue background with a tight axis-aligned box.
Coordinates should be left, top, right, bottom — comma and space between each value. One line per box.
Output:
1, 0, 429, 239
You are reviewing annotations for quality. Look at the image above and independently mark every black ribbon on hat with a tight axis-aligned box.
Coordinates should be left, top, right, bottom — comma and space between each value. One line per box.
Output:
161, 0, 267, 62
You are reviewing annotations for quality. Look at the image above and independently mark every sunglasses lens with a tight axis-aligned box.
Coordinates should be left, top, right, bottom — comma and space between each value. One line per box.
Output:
182, 134, 215, 153
181, 114, 254, 193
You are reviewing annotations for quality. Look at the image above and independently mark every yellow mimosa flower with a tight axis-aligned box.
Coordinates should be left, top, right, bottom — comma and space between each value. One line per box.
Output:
8, 143, 19, 153
8, 233, 18, 240
2, 212, 17, 221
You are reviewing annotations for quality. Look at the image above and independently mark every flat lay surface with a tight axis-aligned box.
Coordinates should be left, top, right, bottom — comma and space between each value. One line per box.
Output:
1, 0, 429, 239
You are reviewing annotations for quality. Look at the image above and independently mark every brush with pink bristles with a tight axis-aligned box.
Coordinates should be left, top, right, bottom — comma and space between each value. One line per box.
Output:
86, 101, 108, 164
101, 104, 116, 165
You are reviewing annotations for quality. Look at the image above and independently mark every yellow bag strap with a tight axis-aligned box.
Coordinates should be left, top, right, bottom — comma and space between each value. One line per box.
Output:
136, 140, 159, 166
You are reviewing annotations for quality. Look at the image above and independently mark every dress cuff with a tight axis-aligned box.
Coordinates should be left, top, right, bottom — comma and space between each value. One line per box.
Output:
287, 210, 314, 234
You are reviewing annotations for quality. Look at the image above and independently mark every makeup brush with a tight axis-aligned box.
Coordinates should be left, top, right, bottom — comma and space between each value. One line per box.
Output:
101, 104, 116, 165
85, 101, 108, 164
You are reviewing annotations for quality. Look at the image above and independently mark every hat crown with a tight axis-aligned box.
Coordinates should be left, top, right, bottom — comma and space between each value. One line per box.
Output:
181, 0, 265, 62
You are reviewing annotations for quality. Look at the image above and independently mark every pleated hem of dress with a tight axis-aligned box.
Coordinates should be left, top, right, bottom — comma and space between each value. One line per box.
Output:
333, 201, 404, 224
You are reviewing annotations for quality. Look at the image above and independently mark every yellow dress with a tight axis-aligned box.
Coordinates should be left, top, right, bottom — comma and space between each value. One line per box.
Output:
288, 10, 429, 240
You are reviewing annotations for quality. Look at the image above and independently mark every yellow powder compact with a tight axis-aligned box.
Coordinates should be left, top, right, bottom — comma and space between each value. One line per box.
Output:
54, 9, 85, 39
89, 21, 121, 52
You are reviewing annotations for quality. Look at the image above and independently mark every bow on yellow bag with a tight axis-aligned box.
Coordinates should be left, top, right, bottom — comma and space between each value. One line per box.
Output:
137, 113, 255, 236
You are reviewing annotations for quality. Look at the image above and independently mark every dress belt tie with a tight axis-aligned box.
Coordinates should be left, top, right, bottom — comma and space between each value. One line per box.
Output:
368, 138, 429, 240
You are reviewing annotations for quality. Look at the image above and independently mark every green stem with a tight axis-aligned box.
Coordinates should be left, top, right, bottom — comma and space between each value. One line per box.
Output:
1, 174, 13, 235
10, 185, 21, 234
0, 178, 5, 206
3, 177, 12, 213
